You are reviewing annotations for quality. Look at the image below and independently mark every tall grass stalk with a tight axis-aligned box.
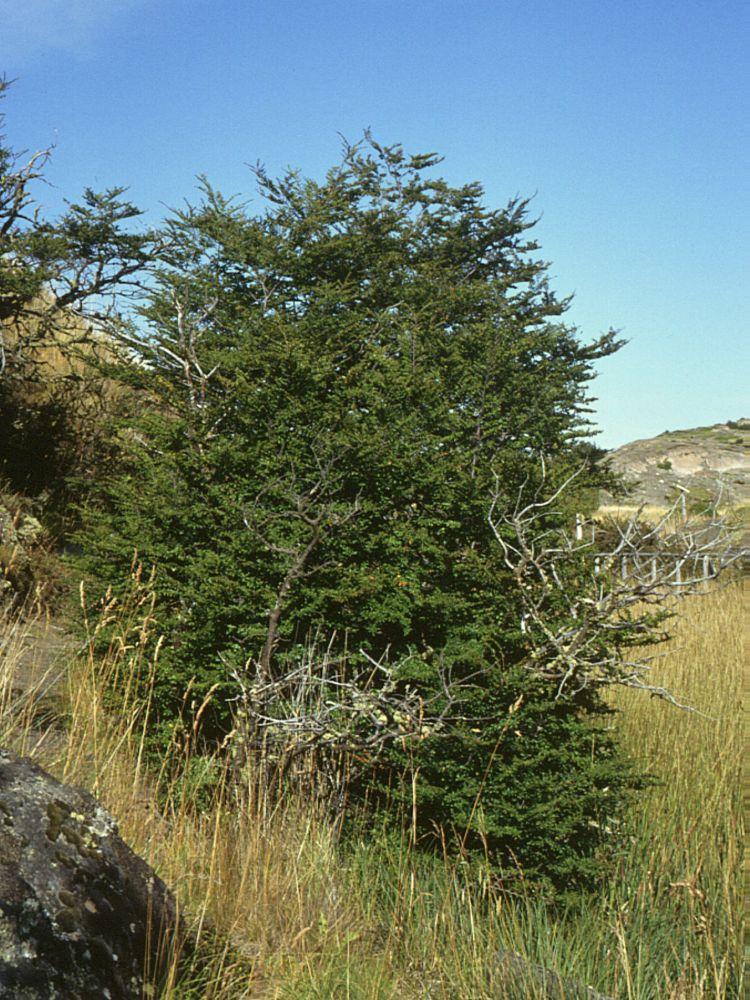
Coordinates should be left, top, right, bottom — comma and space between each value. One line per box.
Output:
0, 580, 742, 998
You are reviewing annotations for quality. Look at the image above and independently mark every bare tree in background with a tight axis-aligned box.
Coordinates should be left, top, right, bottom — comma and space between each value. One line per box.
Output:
0, 78, 163, 380
489, 460, 743, 706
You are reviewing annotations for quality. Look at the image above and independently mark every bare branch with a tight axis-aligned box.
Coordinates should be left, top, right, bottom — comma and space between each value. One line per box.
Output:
225, 638, 477, 813
489, 462, 744, 703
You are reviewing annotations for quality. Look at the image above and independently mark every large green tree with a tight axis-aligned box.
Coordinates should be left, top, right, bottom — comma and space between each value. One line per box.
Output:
82, 137, 631, 886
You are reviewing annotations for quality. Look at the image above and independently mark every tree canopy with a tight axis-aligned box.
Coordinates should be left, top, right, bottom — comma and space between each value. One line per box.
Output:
0, 79, 164, 519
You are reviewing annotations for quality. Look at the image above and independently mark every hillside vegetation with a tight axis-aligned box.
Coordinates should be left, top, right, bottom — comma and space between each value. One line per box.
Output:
1, 82, 744, 997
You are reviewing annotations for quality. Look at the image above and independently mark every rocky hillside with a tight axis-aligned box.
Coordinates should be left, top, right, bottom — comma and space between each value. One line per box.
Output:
602, 418, 750, 510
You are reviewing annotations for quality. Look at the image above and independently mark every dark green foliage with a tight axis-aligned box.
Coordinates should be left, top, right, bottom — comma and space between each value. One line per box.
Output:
376, 668, 635, 889
0, 374, 105, 534
80, 136, 634, 887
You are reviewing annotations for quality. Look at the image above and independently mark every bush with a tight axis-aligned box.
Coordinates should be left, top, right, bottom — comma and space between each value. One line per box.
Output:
0, 308, 127, 540
366, 668, 637, 890
79, 137, 635, 888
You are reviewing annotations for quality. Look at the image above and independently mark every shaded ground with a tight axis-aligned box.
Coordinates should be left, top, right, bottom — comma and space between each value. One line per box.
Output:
1, 612, 75, 756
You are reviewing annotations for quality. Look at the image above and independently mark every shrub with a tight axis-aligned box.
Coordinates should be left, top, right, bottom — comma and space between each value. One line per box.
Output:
79, 137, 635, 888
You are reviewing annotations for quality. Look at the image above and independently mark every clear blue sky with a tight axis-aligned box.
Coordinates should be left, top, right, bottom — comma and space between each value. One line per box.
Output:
1, 0, 747, 448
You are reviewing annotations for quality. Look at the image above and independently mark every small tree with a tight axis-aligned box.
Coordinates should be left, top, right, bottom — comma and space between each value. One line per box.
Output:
82, 136, 636, 887
0, 79, 162, 371
0, 78, 162, 519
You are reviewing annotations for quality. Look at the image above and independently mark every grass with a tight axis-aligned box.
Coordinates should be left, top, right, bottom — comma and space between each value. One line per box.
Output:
0, 578, 743, 998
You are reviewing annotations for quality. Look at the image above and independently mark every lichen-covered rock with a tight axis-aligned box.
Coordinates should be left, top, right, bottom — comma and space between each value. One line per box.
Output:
0, 502, 50, 604
0, 506, 43, 548
0, 749, 187, 998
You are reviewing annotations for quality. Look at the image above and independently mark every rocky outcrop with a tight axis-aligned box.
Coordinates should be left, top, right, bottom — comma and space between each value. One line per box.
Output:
0, 502, 44, 600
602, 419, 750, 508
0, 749, 187, 998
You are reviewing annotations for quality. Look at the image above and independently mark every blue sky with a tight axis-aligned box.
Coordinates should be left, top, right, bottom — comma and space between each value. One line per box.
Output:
1, 0, 747, 447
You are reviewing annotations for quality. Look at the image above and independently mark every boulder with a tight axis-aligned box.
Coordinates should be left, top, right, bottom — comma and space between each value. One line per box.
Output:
497, 948, 614, 999
0, 749, 187, 998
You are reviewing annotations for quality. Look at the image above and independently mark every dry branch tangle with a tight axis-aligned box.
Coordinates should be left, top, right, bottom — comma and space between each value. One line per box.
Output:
489, 461, 744, 703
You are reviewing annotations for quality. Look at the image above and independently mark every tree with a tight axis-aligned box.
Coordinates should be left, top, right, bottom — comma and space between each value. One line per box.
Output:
0, 78, 162, 520
81, 136, 632, 887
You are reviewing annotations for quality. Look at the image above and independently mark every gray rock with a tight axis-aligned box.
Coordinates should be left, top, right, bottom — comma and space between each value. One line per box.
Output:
0, 749, 188, 998
0, 508, 43, 548
497, 948, 614, 999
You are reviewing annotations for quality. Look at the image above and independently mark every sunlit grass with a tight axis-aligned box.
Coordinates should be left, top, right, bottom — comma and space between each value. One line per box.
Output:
0, 580, 742, 998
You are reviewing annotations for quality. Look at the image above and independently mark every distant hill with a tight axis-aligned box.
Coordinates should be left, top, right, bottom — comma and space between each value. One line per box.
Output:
601, 419, 750, 510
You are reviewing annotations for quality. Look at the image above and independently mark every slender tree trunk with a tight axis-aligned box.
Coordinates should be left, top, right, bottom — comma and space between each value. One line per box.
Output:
259, 527, 321, 675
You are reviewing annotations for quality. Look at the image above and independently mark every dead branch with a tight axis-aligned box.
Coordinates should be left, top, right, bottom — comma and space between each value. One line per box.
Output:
489, 462, 743, 702
225, 637, 477, 813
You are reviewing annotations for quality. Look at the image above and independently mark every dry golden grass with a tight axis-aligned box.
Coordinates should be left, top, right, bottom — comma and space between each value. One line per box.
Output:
607, 582, 744, 999
0, 578, 743, 998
